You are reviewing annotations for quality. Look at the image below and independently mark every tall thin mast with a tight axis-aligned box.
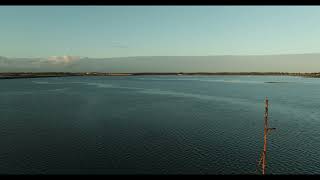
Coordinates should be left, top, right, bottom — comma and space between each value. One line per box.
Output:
258, 97, 275, 175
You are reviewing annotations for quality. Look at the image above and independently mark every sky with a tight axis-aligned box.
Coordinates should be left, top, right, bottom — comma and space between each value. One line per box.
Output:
1, 6, 320, 58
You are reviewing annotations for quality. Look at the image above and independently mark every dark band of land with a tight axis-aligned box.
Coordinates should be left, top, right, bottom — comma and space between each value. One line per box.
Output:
1, 72, 320, 79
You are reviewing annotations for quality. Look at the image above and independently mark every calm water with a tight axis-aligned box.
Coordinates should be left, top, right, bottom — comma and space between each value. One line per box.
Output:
0, 75, 320, 174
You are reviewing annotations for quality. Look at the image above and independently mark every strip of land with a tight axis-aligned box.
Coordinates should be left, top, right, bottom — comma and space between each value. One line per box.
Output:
1, 72, 320, 79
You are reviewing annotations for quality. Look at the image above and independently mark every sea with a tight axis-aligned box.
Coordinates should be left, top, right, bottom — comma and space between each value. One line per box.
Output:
0, 75, 320, 174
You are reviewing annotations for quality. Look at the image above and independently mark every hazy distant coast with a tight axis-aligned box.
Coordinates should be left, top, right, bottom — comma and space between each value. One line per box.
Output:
1, 72, 320, 79
3, 54, 320, 73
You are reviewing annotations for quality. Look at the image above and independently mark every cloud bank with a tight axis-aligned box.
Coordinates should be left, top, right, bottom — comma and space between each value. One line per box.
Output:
46, 56, 82, 64
1, 54, 320, 73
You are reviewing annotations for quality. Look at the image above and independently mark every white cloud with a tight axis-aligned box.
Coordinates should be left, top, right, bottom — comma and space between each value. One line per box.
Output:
46, 55, 81, 64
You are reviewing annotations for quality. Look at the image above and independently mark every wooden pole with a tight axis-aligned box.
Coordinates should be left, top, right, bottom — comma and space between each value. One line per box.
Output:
262, 97, 268, 175
258, 97, 275, 175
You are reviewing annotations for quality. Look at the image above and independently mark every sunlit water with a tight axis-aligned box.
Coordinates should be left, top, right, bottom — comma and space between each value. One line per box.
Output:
0, 75, 320, 174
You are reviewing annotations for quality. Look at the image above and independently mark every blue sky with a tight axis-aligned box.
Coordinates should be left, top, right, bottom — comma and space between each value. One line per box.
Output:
1, 6, 320, 58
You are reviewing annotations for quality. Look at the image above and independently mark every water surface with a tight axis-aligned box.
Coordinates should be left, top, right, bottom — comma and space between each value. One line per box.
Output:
0, 75, 319, 174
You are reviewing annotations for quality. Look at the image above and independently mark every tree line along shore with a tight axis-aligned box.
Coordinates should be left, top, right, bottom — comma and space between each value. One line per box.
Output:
0, 72, 320, 79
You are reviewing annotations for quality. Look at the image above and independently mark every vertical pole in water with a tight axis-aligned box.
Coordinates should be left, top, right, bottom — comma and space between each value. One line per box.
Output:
258, 96, 275, 175
262, 97, 268, 175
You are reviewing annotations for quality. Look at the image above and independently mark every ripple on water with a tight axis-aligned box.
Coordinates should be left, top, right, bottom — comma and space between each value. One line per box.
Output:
1, 76, 320, 174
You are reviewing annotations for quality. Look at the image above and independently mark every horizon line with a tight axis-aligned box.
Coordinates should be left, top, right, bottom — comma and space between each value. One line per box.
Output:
3, 52, 320, 59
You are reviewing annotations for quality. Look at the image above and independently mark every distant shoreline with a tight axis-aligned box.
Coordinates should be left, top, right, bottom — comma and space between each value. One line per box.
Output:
1, 72, 320, 79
